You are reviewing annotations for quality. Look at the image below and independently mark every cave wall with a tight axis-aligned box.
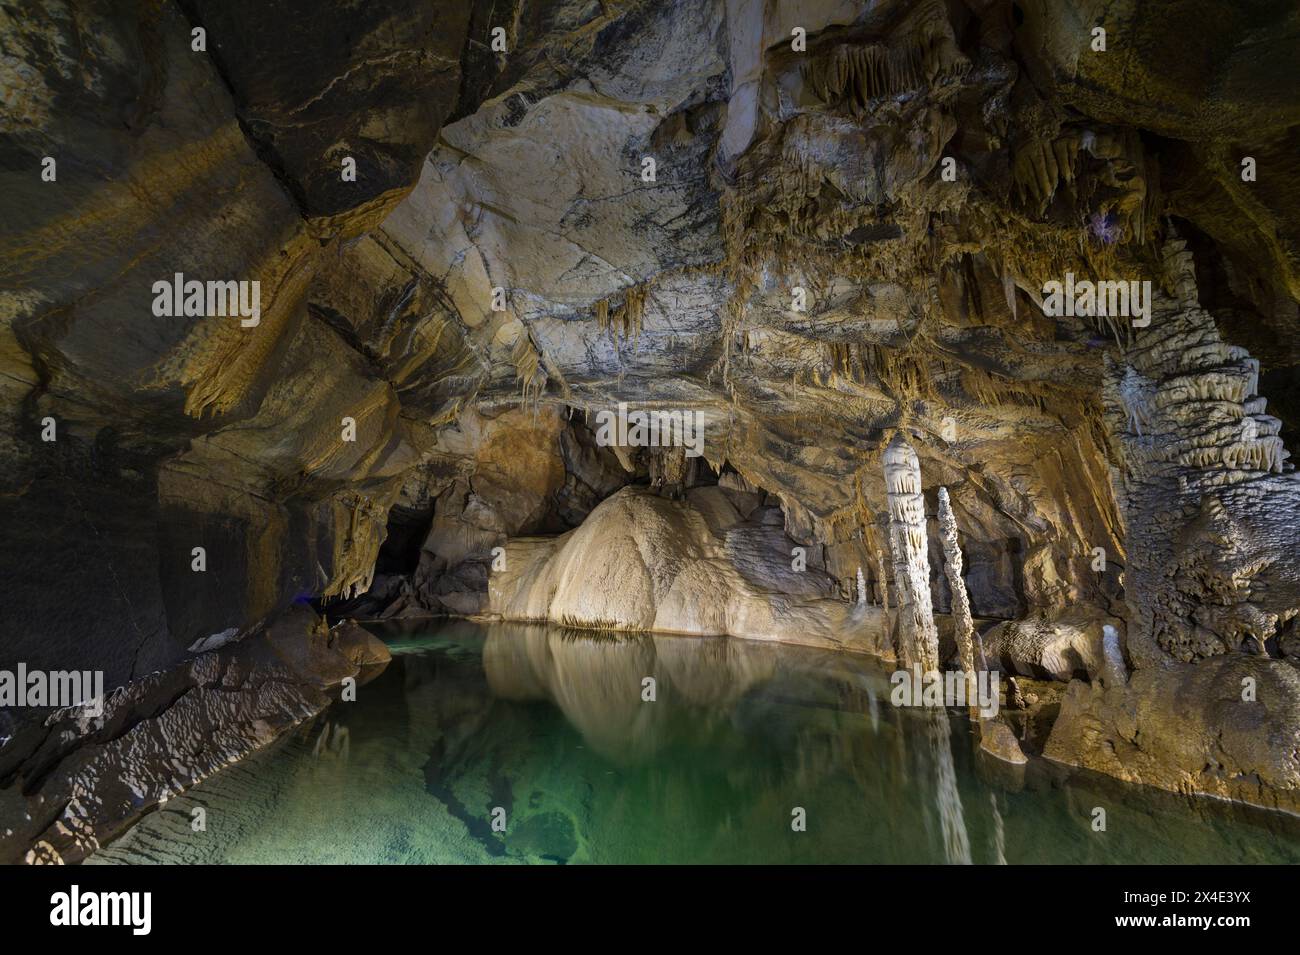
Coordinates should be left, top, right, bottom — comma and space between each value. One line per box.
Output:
0, 0, 484, 688
3, 0, 1299, 710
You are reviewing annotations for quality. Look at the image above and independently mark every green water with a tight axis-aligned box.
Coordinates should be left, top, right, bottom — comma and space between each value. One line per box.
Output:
93, 620, 1300, 864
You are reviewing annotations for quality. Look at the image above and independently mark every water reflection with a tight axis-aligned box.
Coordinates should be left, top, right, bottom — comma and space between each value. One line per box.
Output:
926, 709, 971, 864
481, 623, 983, 861
91, 620, 1300, 865
483, 625, 780, 763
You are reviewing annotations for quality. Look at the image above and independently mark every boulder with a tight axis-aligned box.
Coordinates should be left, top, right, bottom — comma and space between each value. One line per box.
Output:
1043, 654, 1300, 814
328, 620, 394, 671
979, 610, 1125, 682
489, 487, 886, 654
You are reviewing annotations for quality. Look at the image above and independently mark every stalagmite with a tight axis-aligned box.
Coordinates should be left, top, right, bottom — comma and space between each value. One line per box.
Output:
937, 487, 978, 718
874, 548, 890, 612
883, 433, 940, 672
1100, 624, 1128, 688
857, 566, 867, 606
887, 522, 910, 616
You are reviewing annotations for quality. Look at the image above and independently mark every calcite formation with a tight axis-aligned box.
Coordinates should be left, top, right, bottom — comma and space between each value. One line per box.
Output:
883, 433, 940, 672
488, 485, 886, 653
936, 486, 977, 709
1103, 244, 1299, 667
2, 0, 1300, 852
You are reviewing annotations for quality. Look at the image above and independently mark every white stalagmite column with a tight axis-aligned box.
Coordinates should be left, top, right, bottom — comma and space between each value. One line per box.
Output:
888, 523, 910, 612
856, 566, 867, 606
883, 433, 940, 673
937, 487, 978, 715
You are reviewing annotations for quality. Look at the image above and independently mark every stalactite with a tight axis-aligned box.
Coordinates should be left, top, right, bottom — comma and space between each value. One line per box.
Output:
594, 284, 646, 346
884, 433, 940, 672
937, 487, 978, 718
614, 283, 646, 340
1012, 134, 1081, 215
801, 0, 968, 115
510, 334, 546, 407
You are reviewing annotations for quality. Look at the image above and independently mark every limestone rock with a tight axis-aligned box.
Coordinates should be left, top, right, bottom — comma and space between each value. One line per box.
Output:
0, 606, 384, 864
5, 0, 1300, 849
981, 609, 1125, 683
1043, 655, 1300, 815
328, 620, 393, 671
979, 718, 1028, 766
489, 487, 885, 653
178, 0, 477, 232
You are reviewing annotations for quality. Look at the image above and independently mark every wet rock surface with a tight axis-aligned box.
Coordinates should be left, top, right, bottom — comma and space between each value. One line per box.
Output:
980, 608, 1123, 682
0, 606, 387, 864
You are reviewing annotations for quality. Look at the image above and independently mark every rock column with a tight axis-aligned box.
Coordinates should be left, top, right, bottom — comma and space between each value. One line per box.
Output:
883, 433, 940, 672
937, 487, 978, 716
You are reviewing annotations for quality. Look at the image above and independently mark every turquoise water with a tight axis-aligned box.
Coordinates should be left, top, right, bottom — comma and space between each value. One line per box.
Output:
93, 620, 1300, 864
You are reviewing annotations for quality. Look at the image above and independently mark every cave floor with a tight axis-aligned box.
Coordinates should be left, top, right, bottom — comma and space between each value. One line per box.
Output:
91, 621, 1300, 865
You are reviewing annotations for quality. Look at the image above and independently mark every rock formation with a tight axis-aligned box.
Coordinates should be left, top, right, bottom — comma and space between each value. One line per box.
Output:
939, 481, 1025, 764
0, 607, 388, 864
936, 487, 977, 692
3, 0, 1300, 854
884, 433, 940, 672
488, 485, 885, 653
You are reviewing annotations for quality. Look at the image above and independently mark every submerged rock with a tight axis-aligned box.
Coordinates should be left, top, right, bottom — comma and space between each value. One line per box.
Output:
0, 607, 387, 864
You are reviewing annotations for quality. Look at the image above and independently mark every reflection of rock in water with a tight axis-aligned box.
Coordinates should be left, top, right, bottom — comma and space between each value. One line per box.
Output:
409, 644, 514, 858
312, 722, 350, 761
479, 623, 963, 860
482, 623, 779, 764
90, 623, 1300, 864
989, 792, 1007, 865
925, 708, 972, 864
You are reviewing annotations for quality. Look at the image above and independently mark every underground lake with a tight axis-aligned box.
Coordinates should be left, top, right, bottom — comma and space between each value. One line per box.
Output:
86, 620, 1300, 866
